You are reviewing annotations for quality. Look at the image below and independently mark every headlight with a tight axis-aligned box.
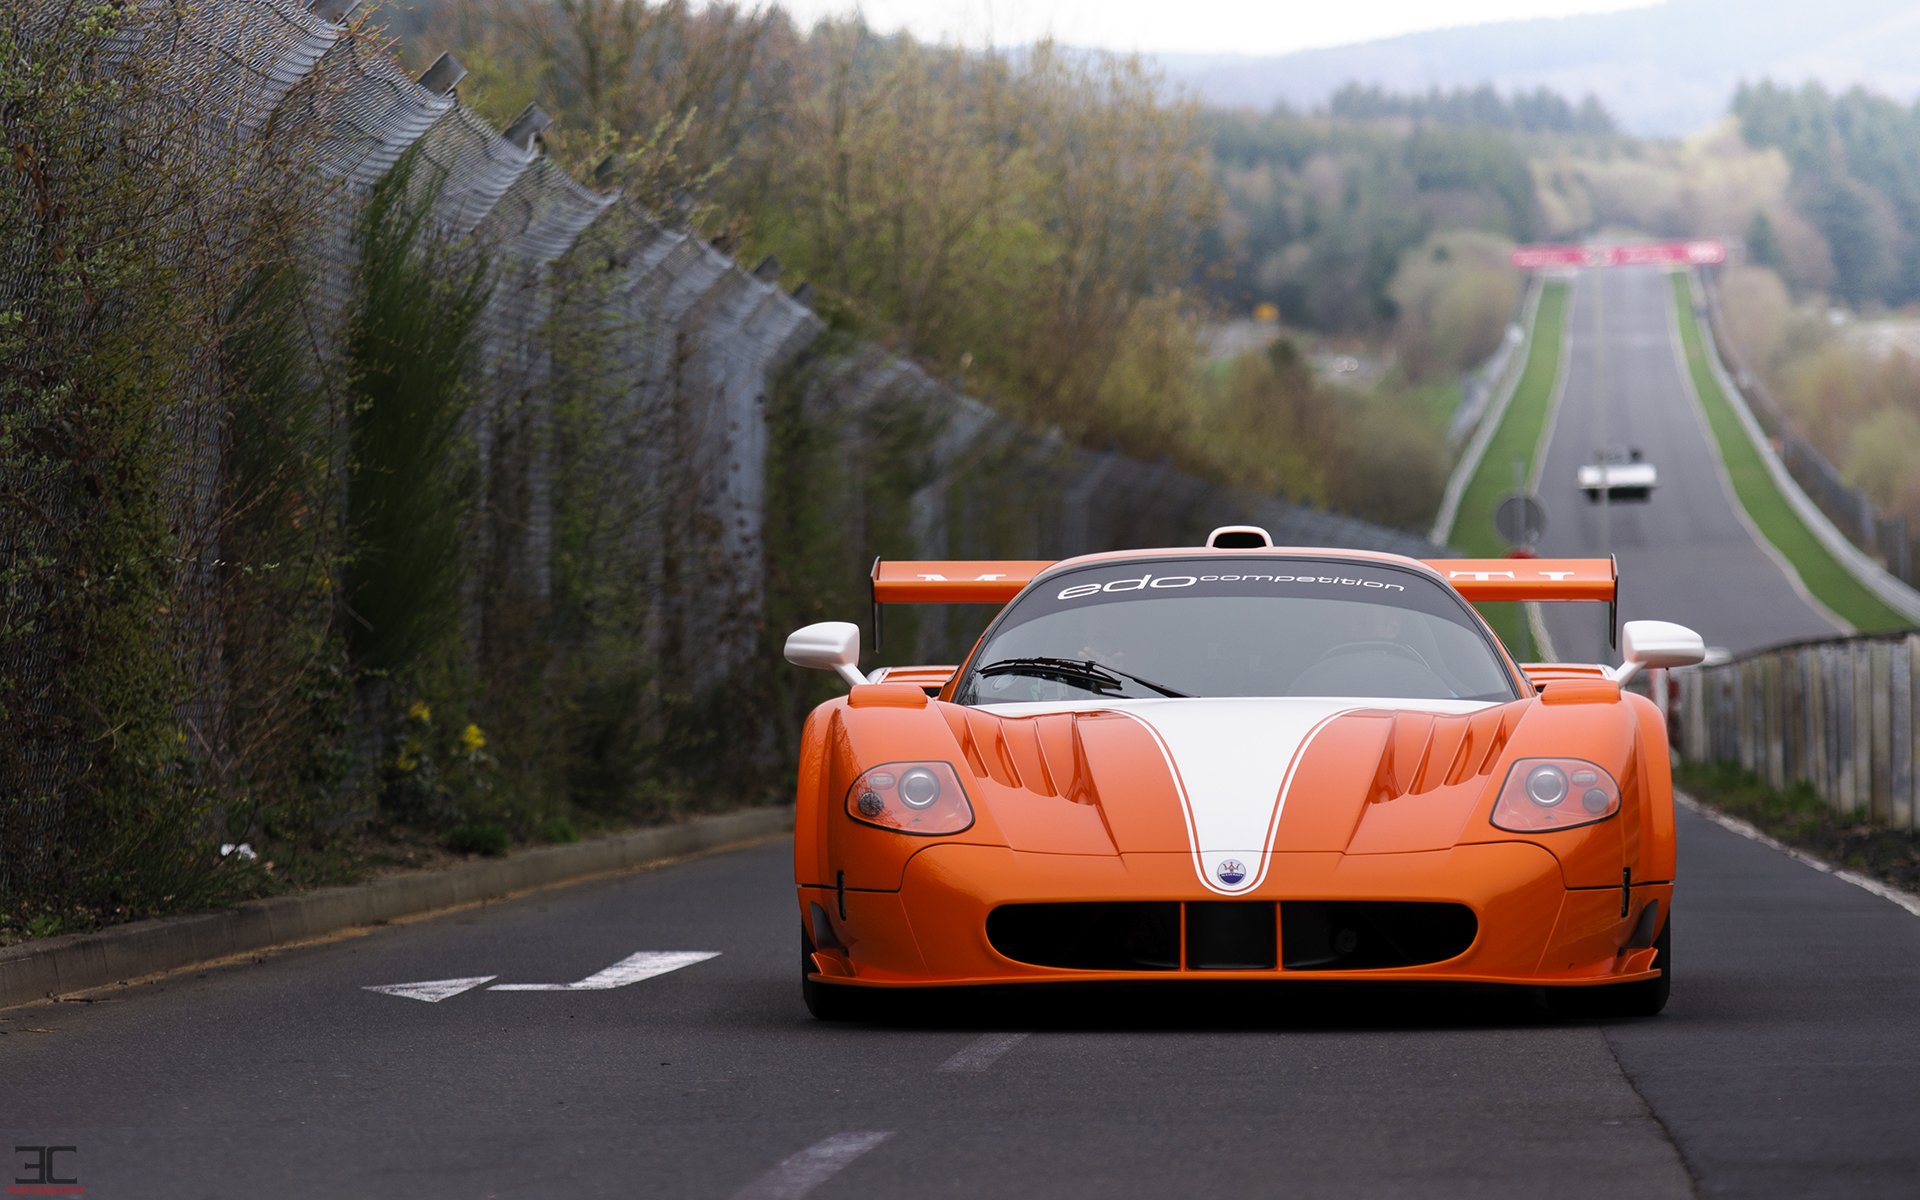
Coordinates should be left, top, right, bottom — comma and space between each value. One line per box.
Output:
845, 762, 973, 835
1525, 764, 1568, 806
1492, 758, 1619, 832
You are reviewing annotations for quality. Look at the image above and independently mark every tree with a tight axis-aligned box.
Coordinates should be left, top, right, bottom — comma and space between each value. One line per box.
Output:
1746, 209, 1785, 271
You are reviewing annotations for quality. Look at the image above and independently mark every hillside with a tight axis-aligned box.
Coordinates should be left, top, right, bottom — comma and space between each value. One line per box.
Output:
1157, 0, 1920, 136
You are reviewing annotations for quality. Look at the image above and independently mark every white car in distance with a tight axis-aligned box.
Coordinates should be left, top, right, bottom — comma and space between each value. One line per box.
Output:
1579, 447, 1656, 503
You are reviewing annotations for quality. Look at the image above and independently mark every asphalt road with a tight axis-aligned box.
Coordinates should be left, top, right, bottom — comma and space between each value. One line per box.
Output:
1532, 267, 1842, 663
6, 807, 1920, 1199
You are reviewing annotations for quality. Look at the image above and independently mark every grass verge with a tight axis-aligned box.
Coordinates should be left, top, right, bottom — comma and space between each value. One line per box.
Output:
1668, 273, 1908, 632
1446, 279, 1571, 658
1676, 761, 1920, 894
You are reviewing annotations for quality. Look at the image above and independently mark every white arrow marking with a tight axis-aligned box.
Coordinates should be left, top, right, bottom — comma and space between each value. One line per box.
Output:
363, 975, 498, 1003
489, 950, 720, 991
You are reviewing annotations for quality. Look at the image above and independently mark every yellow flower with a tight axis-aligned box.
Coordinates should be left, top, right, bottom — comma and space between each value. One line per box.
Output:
407, 701, 432, 723
461, 723, 487, 753
394, 751, 418, 773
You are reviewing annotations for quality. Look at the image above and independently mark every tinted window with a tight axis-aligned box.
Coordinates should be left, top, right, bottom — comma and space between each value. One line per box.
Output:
954, 557, 1517, 704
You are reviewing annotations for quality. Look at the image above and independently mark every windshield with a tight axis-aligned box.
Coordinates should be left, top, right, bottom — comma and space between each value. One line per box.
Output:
953, 556, 1518, 705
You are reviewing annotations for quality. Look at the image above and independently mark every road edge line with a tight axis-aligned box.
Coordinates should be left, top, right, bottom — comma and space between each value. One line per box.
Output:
0, 806, 793, 1010
1676, 791, 1920, 918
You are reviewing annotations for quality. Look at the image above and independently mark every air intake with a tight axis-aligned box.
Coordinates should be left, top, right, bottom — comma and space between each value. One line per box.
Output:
1207, 525, 1272, 549
1281, 902, 1477, 970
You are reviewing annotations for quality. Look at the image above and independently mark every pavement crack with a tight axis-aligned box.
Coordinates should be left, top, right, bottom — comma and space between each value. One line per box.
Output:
1600, 1025, 1700, 1199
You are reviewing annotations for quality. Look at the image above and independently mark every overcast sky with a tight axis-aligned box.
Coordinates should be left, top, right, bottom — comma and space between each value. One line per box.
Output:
766, 0, 1664, 56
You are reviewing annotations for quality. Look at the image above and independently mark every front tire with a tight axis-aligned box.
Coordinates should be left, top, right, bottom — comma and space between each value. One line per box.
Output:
1547, 916, 1671, 1019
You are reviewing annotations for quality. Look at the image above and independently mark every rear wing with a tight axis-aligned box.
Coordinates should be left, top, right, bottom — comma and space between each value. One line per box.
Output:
1431, 558, 1615, 603
869, 560, 1049, 650
870, 555, 1618, 648
870, 560, 1052, 605
871, 557, 1615, 604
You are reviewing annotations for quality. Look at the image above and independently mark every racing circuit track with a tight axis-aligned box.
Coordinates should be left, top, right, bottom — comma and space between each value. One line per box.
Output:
8, 269, 1920, 1198
1534, 267, 1842, 661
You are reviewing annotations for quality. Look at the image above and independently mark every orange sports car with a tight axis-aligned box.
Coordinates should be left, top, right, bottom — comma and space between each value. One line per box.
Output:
783, 527, 1704, 1020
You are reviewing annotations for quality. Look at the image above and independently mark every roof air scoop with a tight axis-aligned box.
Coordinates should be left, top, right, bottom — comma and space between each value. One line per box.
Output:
1207, 526, 1273, 549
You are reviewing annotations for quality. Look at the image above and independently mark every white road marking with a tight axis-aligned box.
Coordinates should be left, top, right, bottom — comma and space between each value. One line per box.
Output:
362, 976, 497, 1003
937, 1032, 1029, 1074
488, 950, 720, 991
1678, 793, 1920, 918
731, 1132, 893, 1200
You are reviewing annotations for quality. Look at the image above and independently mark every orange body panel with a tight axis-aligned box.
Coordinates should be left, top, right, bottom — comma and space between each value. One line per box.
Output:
799, 845, 1667, 988
802, 545, 1673, 993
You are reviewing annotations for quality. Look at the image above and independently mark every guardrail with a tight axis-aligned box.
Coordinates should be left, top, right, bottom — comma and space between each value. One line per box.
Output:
1675, 632, 1920, 831
1445, 281, 1537, 452
1429, 276, 1545, 544
1696, 270, 1920, 608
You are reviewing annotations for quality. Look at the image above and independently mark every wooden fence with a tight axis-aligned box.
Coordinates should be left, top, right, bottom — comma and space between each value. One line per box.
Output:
1675, 632, 1920, 830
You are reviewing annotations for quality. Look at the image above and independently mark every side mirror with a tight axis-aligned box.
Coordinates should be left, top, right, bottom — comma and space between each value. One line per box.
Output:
784, 621, 868, 689
1609, 620, 1706, 684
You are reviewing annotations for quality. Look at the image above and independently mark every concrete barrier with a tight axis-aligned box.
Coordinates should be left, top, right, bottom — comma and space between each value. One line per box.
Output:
0, 806, 791, 1010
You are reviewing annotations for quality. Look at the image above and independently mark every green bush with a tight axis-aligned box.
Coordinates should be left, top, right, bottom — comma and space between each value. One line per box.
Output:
0, 1, 306, 925
444, 823, 512, 857
344, 148, 491, 680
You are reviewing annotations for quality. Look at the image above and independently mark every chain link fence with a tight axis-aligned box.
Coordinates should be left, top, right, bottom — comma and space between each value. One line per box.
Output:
2, 0, 1446, 906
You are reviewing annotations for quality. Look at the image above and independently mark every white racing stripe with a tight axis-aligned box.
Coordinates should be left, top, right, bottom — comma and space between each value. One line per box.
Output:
1110, 699, 1352, 895
1678, 793, 1920, 918
981, 696, 1495, 894
937, 1032, 1029, 1074
732, 1132, 893, 1200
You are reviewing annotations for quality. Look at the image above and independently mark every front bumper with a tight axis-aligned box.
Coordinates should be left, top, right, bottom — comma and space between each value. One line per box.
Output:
799, 842, 1667, 989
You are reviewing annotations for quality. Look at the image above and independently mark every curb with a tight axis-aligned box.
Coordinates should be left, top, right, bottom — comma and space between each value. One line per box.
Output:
0, 806, 793, 1010
1677, 791, 1920, 918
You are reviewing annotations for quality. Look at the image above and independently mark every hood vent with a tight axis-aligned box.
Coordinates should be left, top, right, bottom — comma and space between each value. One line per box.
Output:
1367, 705, 1523, 804
941, 708, 1101, 806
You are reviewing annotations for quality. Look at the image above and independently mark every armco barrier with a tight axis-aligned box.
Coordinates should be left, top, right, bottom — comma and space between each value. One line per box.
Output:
1696, 270, 1920, 613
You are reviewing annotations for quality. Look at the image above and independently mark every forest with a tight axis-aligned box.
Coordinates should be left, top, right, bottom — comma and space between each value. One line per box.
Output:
392, 0, 1587, 529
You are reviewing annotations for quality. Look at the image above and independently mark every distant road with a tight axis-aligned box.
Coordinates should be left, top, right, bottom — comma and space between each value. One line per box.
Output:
1533, 266, 1841, 662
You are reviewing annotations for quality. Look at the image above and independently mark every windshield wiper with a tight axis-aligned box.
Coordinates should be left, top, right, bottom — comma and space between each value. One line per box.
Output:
974, 656, 1190, 699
